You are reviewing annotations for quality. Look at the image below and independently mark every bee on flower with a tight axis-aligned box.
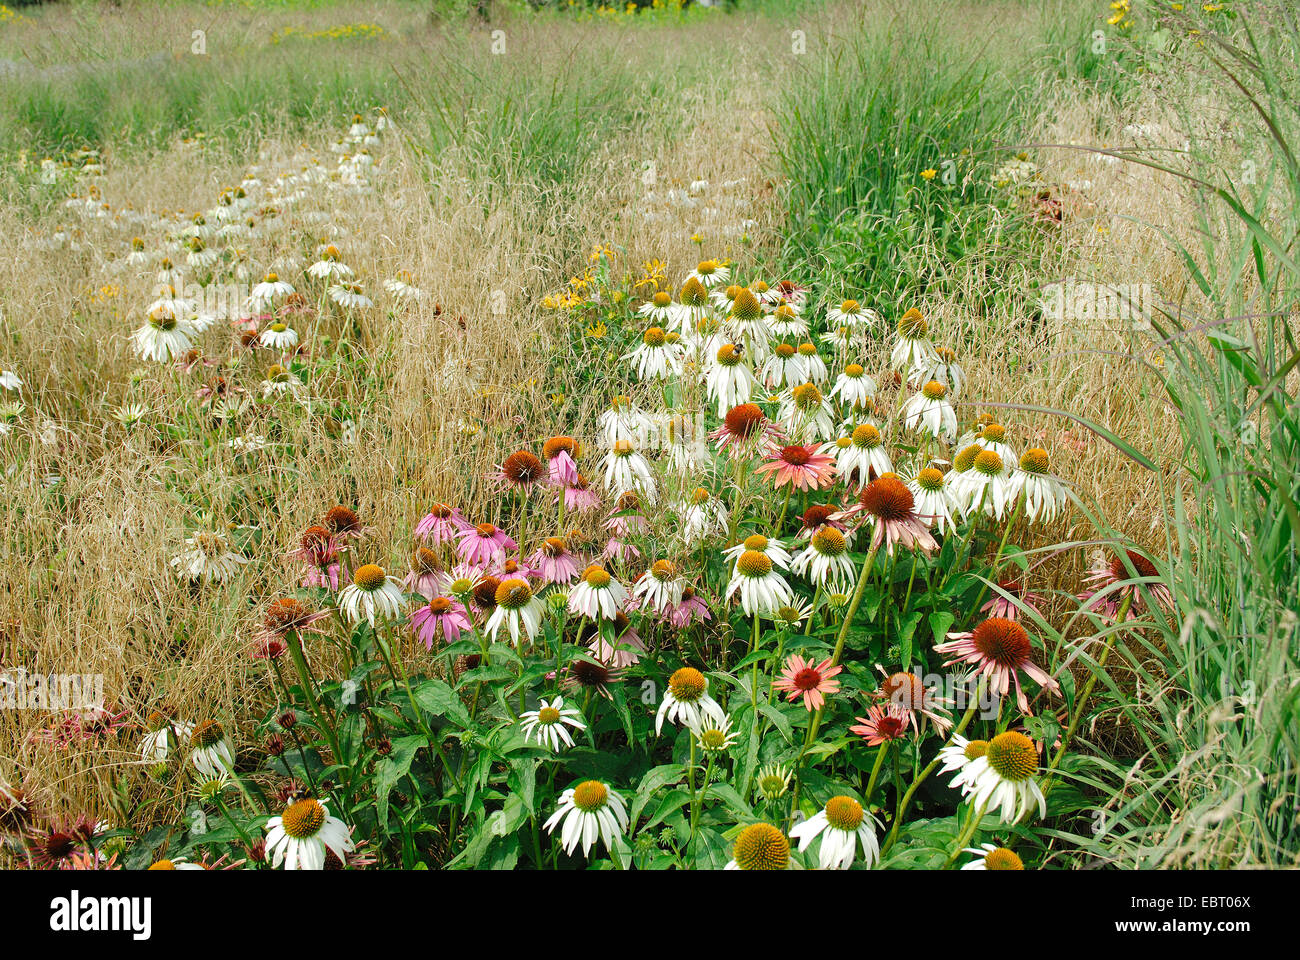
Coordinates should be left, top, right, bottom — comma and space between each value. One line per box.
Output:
705, 343, 755, 417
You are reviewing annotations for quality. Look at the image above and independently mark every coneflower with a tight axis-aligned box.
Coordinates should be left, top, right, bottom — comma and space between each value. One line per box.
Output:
934, 617, 1060, 713
836, 476, 938, 556
708, 402, 782, 460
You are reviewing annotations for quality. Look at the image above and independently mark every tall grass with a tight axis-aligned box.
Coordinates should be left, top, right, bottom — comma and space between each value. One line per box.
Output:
773, 0, 1115, 310
1054, 3, 1300, 867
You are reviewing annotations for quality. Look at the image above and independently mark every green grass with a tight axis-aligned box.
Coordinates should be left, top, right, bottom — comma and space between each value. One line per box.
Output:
773, 0, 1124, 313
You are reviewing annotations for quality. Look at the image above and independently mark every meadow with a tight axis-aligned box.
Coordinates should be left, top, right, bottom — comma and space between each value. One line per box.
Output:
0, 0, 1295, 871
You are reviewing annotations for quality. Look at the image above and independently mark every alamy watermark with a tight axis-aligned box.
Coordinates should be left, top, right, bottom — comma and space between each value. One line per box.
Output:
1039, 278, 1155, 330
1, 669, 105, 711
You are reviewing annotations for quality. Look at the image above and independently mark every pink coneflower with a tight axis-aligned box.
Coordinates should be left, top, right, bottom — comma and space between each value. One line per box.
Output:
872, 667, 953, 735
562, 655, 623, 700
414, 502, 467, 547
708, 403, 783, 460
754, 444, 838, 492
667, 586, 713, 629
457, 522, 517, 567
1078, 549, 1174, 619
605, 491, 647, 538
981, 578, 1047, 621
561, 474, 602, 513
323, 505, 368, 541
409, 596, 472, 650
253, 597, 331, 658
529, 536, 581, 584
934, 617, 1061, 714
797, 503, 847, 539
835, 476, 938, 556
403, 547, 444, 599
773, 654, 842, 711
294, 524, 341, 590
850, 703, 912, 746
602, 537, 642, 563
543, 436, 581, 485
581, 613, 646, 668
492, 450, 546, 492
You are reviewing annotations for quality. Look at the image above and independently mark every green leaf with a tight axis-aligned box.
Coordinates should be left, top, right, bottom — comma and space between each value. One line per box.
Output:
373, 735, 423, 831
413, 678, 473, 728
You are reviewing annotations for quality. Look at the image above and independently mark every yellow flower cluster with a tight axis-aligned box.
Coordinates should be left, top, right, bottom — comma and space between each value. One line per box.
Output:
270, 23, 385, 45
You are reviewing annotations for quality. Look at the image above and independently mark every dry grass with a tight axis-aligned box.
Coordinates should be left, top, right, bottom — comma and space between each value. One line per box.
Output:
0, 2, 786, 837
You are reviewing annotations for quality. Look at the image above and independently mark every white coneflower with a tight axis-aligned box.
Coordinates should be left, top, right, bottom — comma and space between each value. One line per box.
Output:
638, 289, 678, 325
259, 321, 299, 352
132, 310, 196, 363
689, 258, 730, 288
655, 666, 726, 734
961, 731, 1047, 824
767, 302, 809, 341
185, 236, 219, 269
519, 697, 587, 753
725, 548, 795, 617
796, 342, 829, 383
112, 403, 150, 430
759, 342, 805, 390
485, 578, 544, 645
328, 281, 373, 310
0, 369, 21, 391
829, 363, 877, 410
789, 795, 881, 870
261, 363, 305, 400
831, 423, 893, 488
171, 531, 248, 583
140, 713, 192, 765
974, 422, 1018, 464
961, 447, 1013, 520
908, 466, 957, 534
597, 395, 654, 447
937, 735, 988, 790
1007, 447, 1070, 523
543, 780, 629, 857
673, 277, 713, 334
632, 559, 685, 614
725, 821, 790, 870
144, 287, 197, 321
188, 721, 235, 778
306, 244, 354, 280
706, 343, 755, 417
568, 564, 627, 620
339, 564, 407, 625
264, 797, 355, 870
623, 326, 683, 381
790, 526, 855, 591
600, 439, 656, 502
723, 533, 793, 570
680, 487, 730, 545
779, 382, 836, 442
710, 282, 744, 313
727, 288, 772, 360
827, 298, 878, 328
908, 346, 965, 398
962, 843, 1026, 870
695, 713, 740, 753
890, 308, 939, 371
248, 272, 295, 311
899, 380, 957, 440
384, 271, 424, 301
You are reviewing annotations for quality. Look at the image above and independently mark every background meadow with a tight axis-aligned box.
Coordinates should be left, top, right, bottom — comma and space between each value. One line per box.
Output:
0, 0, 1295, 869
